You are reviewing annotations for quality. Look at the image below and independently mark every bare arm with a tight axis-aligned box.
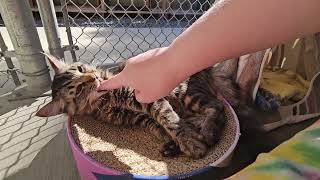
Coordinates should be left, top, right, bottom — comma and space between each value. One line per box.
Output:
99, 0, 320, 103
168, 0, 320, 80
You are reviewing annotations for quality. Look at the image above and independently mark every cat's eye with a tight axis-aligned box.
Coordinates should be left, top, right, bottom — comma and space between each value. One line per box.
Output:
77, 66, 85, 73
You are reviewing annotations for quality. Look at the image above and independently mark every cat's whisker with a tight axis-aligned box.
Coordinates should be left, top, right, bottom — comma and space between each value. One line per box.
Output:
38, 55, 237, 159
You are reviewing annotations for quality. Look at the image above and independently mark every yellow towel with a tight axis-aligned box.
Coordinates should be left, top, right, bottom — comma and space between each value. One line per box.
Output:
260, 67, 310, 104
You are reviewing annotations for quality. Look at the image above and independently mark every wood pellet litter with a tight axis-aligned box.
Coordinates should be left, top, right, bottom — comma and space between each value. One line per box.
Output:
71, 108, 237, 176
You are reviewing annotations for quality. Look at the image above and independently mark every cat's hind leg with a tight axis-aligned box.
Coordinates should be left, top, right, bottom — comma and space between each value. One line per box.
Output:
141, 99, 208, 159
140, 117, 170, 142
102, 107, 181, 157
140, 117, 183, 157
184, 95, 226, 147
108, 91, 208, 159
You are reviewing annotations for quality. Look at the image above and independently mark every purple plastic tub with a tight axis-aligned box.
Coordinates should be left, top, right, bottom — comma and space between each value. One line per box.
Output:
66, 99, 240, 180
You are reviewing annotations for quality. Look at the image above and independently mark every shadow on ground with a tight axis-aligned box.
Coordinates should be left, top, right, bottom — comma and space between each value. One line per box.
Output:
4, 115, 318, 180
0, 89, 66, 179
5, 130, 79, 180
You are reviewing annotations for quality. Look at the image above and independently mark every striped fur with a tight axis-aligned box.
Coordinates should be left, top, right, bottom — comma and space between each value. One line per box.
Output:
37, 55, 241, 159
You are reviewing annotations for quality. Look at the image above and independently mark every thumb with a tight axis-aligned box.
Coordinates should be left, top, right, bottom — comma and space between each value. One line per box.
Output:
134, 90, 156, 104
134, 90, 146, 103
98, 74, 126, 91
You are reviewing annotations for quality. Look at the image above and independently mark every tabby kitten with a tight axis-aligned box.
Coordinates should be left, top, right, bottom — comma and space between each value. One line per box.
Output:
36, 53, 234, 159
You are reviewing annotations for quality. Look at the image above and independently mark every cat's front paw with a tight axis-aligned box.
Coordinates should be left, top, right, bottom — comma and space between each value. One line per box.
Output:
200, 128, 219, 146
160, 140, 181, 157
175, 129, 208, 159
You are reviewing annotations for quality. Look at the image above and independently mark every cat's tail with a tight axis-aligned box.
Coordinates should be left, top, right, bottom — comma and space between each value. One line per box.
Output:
234, 105, 268, 135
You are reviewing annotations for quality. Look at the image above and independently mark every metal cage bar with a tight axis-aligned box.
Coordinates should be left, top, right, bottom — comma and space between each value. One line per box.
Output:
0, 0, 51, 91
36, 0, 64, 59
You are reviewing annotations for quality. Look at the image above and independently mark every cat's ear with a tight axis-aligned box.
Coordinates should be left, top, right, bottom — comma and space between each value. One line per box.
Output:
36, 99, 64, 117
41, 52, 65, 74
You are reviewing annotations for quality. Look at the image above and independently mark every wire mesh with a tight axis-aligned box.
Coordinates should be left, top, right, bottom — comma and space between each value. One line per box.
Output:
0, 29, 21, 95
60, 0, 215, 65
0, 1, 213, 178
0, 57, 22, 96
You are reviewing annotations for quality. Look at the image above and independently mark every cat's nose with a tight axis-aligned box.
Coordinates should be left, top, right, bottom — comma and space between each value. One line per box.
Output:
83, 74, 96, 82
88, 73, 98, 80
88, 72, 98, 79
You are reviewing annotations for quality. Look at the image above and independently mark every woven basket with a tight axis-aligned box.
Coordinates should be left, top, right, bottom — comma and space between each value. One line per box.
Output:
235, 33, 320, 131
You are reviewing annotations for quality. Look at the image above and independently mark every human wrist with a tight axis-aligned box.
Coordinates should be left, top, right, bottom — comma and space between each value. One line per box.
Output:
159, 46, 189, 85
165, 42, 207, 83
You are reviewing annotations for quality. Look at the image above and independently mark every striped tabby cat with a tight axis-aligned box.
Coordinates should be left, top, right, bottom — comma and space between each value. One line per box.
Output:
36, 53, 240, 159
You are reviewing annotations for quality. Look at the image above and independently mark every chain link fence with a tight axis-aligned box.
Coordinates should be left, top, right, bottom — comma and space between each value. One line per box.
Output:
0, 66, 14, 91
60, 0, 215, 65
0, 0, 216, 94
0, 1, 218, 178
0, 65, 23, 96
0, 61, 21, 95
0, 31, 22, 96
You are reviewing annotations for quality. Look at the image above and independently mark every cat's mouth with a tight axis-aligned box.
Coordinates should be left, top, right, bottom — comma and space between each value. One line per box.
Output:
88, 77, 107, 102
93, 77, 103, 89
87, 90, 106, 104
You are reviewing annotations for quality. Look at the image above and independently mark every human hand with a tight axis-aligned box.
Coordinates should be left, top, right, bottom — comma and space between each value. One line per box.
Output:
97, 47, 183, 103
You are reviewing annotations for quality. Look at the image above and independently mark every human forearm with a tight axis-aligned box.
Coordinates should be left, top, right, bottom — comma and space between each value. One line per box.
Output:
99, 0, 320, 103
166, 0, 320, 81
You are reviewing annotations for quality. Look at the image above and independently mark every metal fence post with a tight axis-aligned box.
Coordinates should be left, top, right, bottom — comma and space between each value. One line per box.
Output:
0, 0, 51, 91
60, 0, 78, 62
36, 0, 64, 59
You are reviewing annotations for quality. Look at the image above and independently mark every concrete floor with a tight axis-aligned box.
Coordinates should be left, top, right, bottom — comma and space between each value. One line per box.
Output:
0, 26, 183, 180
5, 130, 79, 180
1, 104, 317, 180
0, 94, 67, 179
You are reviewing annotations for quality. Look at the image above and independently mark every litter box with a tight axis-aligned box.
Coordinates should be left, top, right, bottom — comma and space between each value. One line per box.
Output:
66, 99, 240, 180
